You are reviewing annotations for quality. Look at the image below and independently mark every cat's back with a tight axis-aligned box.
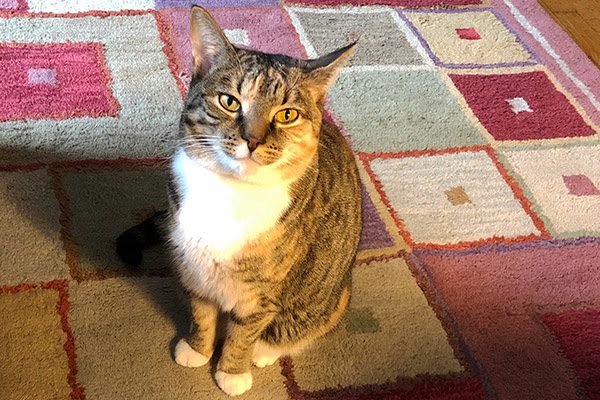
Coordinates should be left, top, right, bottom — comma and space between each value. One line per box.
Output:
319, 119, 360, 186
315, 119, 362, 219
282, 119, 362, 274
264, 120, 362, 343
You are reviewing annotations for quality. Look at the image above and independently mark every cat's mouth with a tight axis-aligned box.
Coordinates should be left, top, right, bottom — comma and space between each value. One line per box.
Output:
232, 143, 251, 160
223, 145, 264, 175
212, 143, 280, 180
231, 144, 264, 167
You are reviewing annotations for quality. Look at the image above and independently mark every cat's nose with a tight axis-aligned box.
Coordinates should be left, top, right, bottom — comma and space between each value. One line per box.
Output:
242, 133, 265, 153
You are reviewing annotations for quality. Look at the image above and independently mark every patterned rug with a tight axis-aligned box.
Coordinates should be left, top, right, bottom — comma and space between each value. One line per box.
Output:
1, 1, 599, 399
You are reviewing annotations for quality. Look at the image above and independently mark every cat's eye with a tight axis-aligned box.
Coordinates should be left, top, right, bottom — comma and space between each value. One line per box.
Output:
219, 94, 240, 112
274, 109, 299, 124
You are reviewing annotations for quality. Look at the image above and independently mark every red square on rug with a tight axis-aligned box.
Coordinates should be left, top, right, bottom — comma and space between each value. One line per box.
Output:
455, 27, 481, 40
449, 71, 596, 141
541, 308, 600, 399
0, 42, 119, 122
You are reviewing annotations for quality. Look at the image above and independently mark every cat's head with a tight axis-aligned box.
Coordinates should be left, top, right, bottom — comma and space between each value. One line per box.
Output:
181, 6, 355, 185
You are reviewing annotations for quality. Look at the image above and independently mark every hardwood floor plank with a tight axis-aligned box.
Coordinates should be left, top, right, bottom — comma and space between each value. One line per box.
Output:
538, 0, 600, 68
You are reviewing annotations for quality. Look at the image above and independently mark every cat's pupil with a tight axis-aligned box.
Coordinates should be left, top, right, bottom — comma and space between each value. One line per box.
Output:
284, 110, 290, 120
227, 97, 233, 106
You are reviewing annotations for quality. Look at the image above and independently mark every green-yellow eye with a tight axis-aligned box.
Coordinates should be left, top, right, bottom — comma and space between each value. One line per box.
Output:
274, 109, 299, 124
219, 94, 240, 112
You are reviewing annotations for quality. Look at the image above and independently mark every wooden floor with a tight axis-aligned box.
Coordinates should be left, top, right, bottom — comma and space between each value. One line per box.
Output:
538, 0, 600, 68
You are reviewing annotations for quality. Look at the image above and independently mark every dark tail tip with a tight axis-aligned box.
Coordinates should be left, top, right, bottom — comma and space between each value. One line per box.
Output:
116, 211, 166, 267
116, 229, 144, 267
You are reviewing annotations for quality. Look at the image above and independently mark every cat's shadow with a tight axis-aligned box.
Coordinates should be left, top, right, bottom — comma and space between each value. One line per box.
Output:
2, 145, 193, 361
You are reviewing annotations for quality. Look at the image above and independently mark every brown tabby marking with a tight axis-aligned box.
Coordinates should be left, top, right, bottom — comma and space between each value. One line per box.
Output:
117, 6, 362, 396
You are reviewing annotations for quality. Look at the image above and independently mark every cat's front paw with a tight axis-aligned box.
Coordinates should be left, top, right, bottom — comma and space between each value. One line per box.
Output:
252, 353, 279, 368
174, 339, 209, 368
215, 370, 253, 396
252, 341, 280, 368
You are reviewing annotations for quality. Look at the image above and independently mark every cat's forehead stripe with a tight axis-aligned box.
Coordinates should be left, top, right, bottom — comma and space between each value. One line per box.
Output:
238, 69, 288, 111
240, 74, 261, 113
240, 74, 263, 98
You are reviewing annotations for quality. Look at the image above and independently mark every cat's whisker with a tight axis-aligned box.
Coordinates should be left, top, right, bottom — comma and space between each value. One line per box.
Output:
182, 139, 224, 148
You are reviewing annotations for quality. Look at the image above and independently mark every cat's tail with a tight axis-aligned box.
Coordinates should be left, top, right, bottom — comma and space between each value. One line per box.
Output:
116, 210, 167, 266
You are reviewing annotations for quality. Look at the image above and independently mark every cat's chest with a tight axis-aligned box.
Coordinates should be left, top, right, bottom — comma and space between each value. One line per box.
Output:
171, 149, 291, 261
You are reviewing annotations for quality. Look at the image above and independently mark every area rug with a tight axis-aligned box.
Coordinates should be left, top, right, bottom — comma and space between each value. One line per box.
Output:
1, 1, 599, 399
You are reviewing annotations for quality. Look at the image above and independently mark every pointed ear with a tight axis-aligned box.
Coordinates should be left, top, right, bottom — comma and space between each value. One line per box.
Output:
190, 6, 235, 75
304, 42, 356, 99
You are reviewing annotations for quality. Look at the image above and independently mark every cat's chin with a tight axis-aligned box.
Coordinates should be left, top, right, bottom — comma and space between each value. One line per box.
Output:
210, 150, 261, 179
195, 149, 286, 185
235, 158, 261, 175
215, 157, 270, 183
226, 159, 290, 186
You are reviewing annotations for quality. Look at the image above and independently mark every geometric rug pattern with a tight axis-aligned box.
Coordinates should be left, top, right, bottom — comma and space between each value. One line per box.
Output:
1, 0, 599, 399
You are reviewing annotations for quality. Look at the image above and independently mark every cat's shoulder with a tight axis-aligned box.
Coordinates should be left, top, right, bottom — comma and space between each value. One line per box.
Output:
172, 148, 219, 191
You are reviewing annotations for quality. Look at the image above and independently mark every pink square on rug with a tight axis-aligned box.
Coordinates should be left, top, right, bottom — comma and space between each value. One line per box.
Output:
27, 68, 57, 86
541, 308, 600, 399
0, 0, 18, 8
0, 0, 26, 10
449, 71, 596, 140
563, 174, 600, 196
0, 43, 118, 122
455, 28, 481, 40
208, 8, 304, 56
161, 7, 305, 76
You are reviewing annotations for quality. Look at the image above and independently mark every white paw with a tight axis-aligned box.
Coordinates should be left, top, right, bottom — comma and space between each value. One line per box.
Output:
252, 354, 279, 368
252, 341, 281, 368
215, 370, 253, 396
174, 339, 209, 368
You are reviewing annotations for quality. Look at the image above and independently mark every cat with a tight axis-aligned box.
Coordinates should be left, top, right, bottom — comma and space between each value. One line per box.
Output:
117, 6, 362, 396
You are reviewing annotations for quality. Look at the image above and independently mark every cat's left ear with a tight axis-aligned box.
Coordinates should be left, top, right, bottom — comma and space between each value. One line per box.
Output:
304, 42, 356, 100
190, 6, 236, 76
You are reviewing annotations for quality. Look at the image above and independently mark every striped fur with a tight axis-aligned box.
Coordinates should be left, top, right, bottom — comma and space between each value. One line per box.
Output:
118, 7, 361, 396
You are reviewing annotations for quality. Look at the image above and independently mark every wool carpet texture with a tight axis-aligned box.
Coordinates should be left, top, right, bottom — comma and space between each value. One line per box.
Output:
1, 1, 599, 399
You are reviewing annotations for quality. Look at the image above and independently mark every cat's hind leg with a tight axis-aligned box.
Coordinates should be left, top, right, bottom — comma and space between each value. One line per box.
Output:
174, 296, 218, 368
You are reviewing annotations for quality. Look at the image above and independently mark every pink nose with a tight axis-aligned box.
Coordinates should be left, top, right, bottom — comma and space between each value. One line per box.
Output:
242, 133, 265, 152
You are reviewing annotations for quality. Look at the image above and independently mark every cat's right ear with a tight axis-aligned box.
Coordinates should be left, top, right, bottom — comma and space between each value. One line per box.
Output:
190, 6, 235, 75
303, 42, 356, 102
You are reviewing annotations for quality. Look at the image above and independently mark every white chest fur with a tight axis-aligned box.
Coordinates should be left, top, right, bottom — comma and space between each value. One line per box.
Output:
169, 149, 290, 309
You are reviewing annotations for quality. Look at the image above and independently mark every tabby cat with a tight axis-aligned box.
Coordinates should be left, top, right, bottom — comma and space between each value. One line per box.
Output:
117, 6, 362, 396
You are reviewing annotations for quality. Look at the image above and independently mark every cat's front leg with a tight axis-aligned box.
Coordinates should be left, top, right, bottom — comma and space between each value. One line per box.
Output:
174, 296, 218, 368
215, 310, 275, 396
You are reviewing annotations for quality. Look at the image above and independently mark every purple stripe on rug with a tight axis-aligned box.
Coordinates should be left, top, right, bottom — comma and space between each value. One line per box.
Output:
358, 185, 395, 251
154, 0, 278, 8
